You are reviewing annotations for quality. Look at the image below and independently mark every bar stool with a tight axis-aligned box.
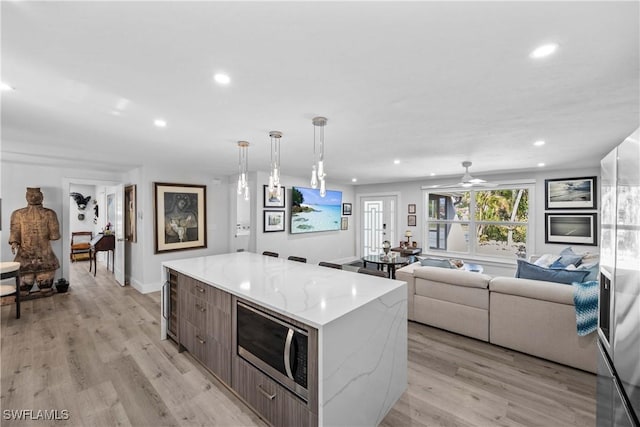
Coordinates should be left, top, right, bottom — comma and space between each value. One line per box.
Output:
0, 262, 21, 319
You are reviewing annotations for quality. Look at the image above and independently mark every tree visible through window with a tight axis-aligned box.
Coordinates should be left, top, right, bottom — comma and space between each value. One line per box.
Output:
425, 186, 530, 259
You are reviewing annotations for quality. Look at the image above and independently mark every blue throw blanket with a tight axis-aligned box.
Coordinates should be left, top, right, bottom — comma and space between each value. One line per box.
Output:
572, 280, 599, 336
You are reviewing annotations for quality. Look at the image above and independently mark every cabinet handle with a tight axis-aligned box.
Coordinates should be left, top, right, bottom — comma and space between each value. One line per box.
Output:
257, 384, 276, 400
196, 335, 206, 344
195, 303, 206, 313
195, 286, 205, 293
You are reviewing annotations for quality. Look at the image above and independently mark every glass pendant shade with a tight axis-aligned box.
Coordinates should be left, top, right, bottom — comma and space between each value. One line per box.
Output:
268, 131, 283, 198
237, 141, 250, 198
311, 117, 328, 195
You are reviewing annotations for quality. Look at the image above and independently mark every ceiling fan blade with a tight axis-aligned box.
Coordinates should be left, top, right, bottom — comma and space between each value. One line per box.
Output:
468, 178, 486, 184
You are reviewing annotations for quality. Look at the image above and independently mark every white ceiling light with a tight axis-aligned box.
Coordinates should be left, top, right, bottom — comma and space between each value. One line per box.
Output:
393, 159, 400, 165
214, 73, 231, 85
538, 162, 546, 167
430, 172, 436, 176
268, 131, 283, 200
352, 178, 357, 183
237, 141, 250, 201
154, 119, 167, 128
534, 140, 546, 146
310, 116, 328, 197
1, 82, 14, 91
530, 43, 558, 59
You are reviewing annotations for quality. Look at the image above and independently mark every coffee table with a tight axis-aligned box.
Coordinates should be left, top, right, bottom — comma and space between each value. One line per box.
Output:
361, 255, 410, 279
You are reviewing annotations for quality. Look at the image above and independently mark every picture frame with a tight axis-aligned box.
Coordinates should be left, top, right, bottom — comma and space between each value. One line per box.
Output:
154, 182, 207, 253
408, 204, 416, 214
124, 184, 137, 243
264, 210, 285, 232
545, 213, 597, 245
342, 203, 352, 216
263, 185, 285, 208
341, 216, 348, 230
545, 176, 597, 210
408, 215, 417, 226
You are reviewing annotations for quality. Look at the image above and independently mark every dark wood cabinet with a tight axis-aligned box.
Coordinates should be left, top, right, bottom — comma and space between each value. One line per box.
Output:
177, 273, 231, 385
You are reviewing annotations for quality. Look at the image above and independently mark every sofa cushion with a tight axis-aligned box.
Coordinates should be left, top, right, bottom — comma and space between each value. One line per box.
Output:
419, 258, 453, 268
414, 266, 491, 289
578, 262, 600, 282
516, 259, 589, 285
533, 253, 561, 267
490, 276, 575, 305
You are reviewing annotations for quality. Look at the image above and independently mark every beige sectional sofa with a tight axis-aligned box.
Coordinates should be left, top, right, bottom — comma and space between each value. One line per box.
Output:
396, 262, 596, 373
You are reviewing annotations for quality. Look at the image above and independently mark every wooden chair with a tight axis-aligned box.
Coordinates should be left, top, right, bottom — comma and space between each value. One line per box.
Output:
318, 261, 342, 270
0, 262, 21, 319
357, 267, 389, 278
262, 251, 279, 258
70, 231, 93, 262
287, 256, 307, 263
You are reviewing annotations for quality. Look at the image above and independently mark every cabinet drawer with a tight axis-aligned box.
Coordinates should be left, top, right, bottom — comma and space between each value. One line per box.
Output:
232, 357, 315, 427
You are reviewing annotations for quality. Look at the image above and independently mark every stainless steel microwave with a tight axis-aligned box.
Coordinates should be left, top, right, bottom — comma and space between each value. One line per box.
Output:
236, 301, 309, 401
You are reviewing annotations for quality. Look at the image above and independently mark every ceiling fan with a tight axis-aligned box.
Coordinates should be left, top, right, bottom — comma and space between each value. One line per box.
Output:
434, 161, 498, 189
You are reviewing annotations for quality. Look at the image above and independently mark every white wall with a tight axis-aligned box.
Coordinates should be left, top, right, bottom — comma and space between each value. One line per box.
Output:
355, 166, 600, 276
252, 170, 356, 265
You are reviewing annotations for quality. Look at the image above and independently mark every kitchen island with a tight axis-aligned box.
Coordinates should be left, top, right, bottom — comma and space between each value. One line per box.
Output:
161, 252, 407, 427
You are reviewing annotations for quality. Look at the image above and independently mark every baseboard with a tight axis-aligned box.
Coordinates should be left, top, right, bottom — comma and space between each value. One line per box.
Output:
130, 278, 163, 294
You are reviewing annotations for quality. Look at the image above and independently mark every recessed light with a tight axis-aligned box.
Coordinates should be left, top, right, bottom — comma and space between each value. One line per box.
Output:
393, 159, 400, 165
430, 172, 436, 177
538, 162, 546, 167
111, 110, 121, 116
154, 119, 167, 128
530, 43, 558, 59
214, 73, 231, 85
534, 140, 546, 147
1, 82, 14, 92
351, 178, 357, 183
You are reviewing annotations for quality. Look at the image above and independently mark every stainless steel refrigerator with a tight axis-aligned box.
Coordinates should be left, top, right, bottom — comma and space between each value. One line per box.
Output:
597, 128, 640, 427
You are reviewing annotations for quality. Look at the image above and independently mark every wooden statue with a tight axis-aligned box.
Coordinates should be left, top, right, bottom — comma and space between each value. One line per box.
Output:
9, 187, 61, 296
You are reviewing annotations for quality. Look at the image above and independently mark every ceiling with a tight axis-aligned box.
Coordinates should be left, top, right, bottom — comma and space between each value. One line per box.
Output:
2, 1, 638, 185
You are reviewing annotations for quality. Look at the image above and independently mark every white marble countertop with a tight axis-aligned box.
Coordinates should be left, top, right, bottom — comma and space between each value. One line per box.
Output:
163, 252, 406, 328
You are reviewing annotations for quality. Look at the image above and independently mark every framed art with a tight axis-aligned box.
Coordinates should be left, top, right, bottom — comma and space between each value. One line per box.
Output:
545, 213, 597, 245
408, 215, 417, 226
342, 203, 352, 216
264, 210, 285, 232
341, 216, 348, 230
154, 182, 207, 253
124, 184, 137, 243
545, 176, 597, 210
408, 204, 416, 214
263, 185, 285, 208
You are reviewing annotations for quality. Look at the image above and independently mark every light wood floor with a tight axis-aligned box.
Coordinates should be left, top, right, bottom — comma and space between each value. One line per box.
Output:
1, 262, 596, 427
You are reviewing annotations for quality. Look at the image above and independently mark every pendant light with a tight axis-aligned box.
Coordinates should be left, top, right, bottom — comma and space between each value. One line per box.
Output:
237, 141, 250, 201
311, 116, 328, 197
268, 131, 283, 199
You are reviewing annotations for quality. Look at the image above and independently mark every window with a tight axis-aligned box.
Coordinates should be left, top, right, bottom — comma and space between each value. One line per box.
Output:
424, 185, 531, 260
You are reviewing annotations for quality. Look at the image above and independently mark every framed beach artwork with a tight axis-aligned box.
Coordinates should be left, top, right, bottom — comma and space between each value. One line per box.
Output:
545, 213, 597, 245
545, 176, 597, 210
290, 186, 342, 234
154, 182, 207, 253
263, 185, 285, 208
264, 210, 285, 232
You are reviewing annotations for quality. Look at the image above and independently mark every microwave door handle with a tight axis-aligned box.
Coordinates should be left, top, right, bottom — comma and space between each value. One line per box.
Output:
284, 328, 294, 380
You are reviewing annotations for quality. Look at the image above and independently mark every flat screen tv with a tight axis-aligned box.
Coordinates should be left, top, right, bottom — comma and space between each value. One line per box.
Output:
290, 186, 343, 234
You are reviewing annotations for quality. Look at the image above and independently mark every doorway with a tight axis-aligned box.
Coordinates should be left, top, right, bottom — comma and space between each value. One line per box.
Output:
359, 195, 398, 257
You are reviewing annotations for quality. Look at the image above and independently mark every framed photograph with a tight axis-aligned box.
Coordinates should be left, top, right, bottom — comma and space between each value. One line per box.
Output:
342, 203, 352, 216
341, 216, 348, 230
408, 215, 417, 226
154, 182, 207, 253
263, 185, 285, 208
408, 204, 416, 214
545, 213, 597, 245
545, 176, 597, 210
264, 210, 285, 232
124, 184, 137, 243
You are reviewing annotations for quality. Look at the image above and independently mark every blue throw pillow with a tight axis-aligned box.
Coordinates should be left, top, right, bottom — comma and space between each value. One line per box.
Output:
420, 258, 453, 269
516, 259, 589, 285
578, 262, 600, 282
